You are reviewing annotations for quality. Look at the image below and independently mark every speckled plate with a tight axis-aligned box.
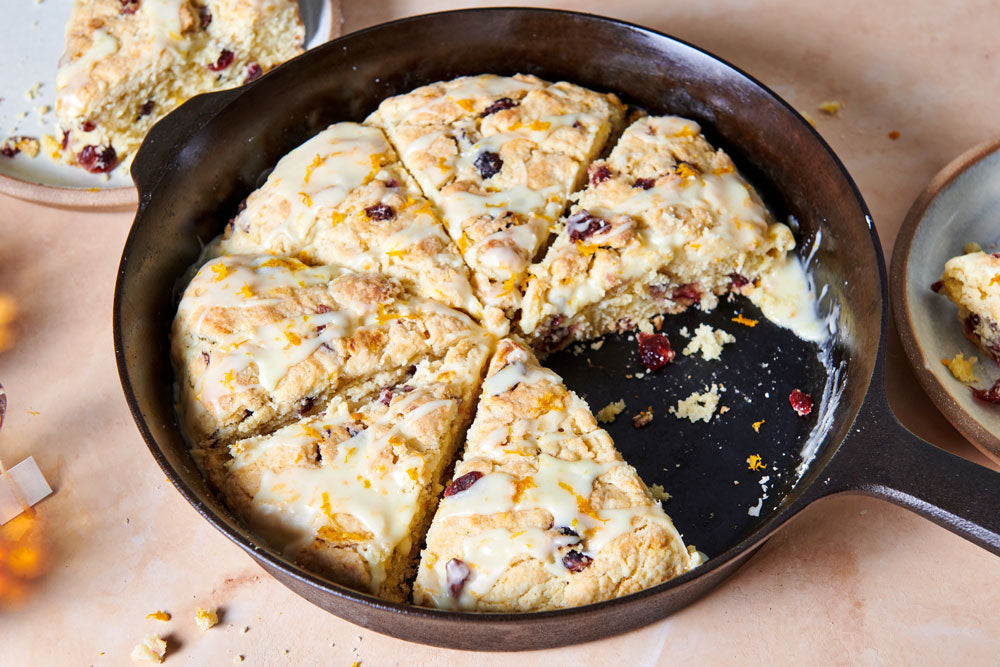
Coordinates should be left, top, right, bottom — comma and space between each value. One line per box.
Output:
0, 0, 339, 209
890, 138, 1000, 465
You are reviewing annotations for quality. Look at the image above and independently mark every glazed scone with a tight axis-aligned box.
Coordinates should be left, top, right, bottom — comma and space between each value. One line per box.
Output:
171, 254, 491, 447
194, 338, 491, 602
519, 115, 795, 353
935, 251, 1000, 365
367, 74, 626, 315
56, 0, 303, 172
413, 339, 697, 611
213, 123, 496, 331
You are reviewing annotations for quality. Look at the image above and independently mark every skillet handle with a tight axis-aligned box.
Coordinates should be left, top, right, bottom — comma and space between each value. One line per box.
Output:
129, 85, 247, 200
821, 385, 1000, 555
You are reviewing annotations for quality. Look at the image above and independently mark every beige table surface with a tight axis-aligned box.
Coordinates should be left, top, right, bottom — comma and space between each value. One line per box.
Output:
2, 1, 999, 664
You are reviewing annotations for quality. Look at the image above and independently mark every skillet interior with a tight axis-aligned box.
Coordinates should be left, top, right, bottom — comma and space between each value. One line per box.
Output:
115, 8, 881, 648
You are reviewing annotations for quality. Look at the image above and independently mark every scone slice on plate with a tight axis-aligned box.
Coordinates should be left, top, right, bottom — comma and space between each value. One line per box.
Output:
194, 337, 491, 602
171, 254, 492, 448
367, 74, 626, 315
519, 115, 795, 353
215, 123, 493, 331
57, 0, 303, 172
935, 250, 1000, 365
413, 339, 698, 611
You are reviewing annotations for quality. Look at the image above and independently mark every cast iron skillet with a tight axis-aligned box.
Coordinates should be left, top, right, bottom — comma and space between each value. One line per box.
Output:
113, 8, 1000, 651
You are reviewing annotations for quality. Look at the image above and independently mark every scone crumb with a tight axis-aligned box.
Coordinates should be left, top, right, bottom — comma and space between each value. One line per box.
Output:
942, 353, 978, 384
596, 400, 626, 424
963, 241, 983, 254
130, 635, 167, 663
818, 100, 843, 115
1, 135, 40, 158
632, 406, 654, 428
233, 655, 244, 663
752, 419, 765, 433
145, 610, 171, 622
195, 607, 219, 631
731, 313, 758, 328
682, 323, 735, 361
746, 454, 767, 471
649, 484, 671, 502
670, 384, 723, 423
590, 339, 605, 351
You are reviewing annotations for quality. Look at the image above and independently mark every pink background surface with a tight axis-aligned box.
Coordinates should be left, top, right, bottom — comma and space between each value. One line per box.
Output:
1, 1, 998, 663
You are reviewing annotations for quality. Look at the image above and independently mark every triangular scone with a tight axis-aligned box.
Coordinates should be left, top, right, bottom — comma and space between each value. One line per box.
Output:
214, 123, 497, 332
56, 0, 303, 172
413, 339, 697, 611
171, 254, 492, 448
367, 74, 626, 316
519, 115, 796, 353
193, 338, 491, 602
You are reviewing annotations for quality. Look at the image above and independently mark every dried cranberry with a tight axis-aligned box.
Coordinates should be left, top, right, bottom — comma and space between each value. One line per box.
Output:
930, 280, 943, 293
201, 351, 210, 365
633, 177, 655, 190
474, 151, 503, 179
965, 313, 981, 338
993, 253, 1000, 259
316, 304, 332, 314
789, 389, 813, 416
364, 203, 395, 221
345, 423, 362, 437
538, 314, 570, 354
589, 164, 612, 185
384, 178, 400, 188
119, 0, 140, 14
971, 379, 1000, 404
446, 558, 471, 597
572, 120, 583, 129
730, 273, 750, 288
0, 142, 17, 159
562, 550, 593, 572
244, 63, 263, 83
60, 130, 70, 150
378, 387, 393, 406
199, 6, 213, 29
81, 121, 96, 132
208, 49, 234, 72
672, 283, 702, 303
297, 396, 315, 418
480, 97, 517, 117
77, 145, 118, 173
557, 526, 580, 543
647, 284, 669, 302
566, 210, 609, 243
138, 100, 154, 118
444, 471, 484, 497
638, 332, 675, 372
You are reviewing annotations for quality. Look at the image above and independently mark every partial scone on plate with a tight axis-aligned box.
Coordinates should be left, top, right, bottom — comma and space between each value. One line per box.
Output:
56, 0, 303, 173
934, 250, 1000, 366
214, 122, 497, 332
519, 115, 795, 353
171, 254, 490, 448
193, 337, 491, 602
413, 339, 699, 611
367, 74, 626, 318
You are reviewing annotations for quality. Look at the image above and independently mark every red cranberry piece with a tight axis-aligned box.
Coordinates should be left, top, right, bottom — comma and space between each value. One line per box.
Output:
971, 379, 1000, 404
384, 178, 400, 188
201, 350, 210, 365
965, 313, 981, 338
562, 550, 593, 572
138, 100, 154, 118
672, 283, 702, 302
208, 49, 234, 72
296, 396, 315, 418
572, 120, 584, 129
316, 304, 332, 314
0, 142, 18, 158
730, 273, 750, 288
446, 558, 471, 597
993, 253, 1000, 259
81, 121, 96, 132
77, 145, 119, 173
789, 389, 813, 416
244, 63, 263, 83
60, 130, 70, 150
345, 423, 362, 437
364, 203, 395, 221
589, 164, 612, 185
444, 471, 484, 497
119, 0, 140, 14
930, 280, 943, 292
538, 314, 570, 355
566, 210, 609, 242
637, 332, 675, 372
480, 97, 517, 117
199, 6, 213, 29
474, 151, 503, 179
633, 177, 655, 190
378, 387, 393, 406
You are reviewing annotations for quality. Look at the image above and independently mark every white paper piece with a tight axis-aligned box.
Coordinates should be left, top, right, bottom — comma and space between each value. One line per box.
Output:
0, 456, 52, 524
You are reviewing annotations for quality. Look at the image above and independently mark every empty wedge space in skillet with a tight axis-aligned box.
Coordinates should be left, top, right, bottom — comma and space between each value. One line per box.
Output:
214, 122, 494, 331
57, 0, 304, 172
519, 115, 797, 353
193, 337, 491, 602
171, 254, 491, 448
414, 338, 698, 611
366, 74, 626, 318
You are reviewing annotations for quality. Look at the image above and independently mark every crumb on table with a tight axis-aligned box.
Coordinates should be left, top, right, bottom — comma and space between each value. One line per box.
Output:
596, 400, 625, 424
942, 353, 978, 384
682, 323, 735, 361
632, 406, 654, 428
130, 635, 167, 663
649, 483, 671, 502
195, 607, 219, 631
669, 384, 723, 423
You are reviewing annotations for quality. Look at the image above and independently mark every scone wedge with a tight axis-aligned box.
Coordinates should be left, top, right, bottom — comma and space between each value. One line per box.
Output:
171, 254, 491, 447
57, 0, 303, 172
215, 123, 494, 331
520, 115, 795, 353
367, 74, 626, 317
413, 339, 698, 611
194, 337, 491, 601
935, 250, 1000, 365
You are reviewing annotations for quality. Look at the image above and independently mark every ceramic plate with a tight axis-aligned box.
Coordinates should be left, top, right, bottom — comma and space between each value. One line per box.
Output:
0, 0, 338, 209
891, 138, 1000, 464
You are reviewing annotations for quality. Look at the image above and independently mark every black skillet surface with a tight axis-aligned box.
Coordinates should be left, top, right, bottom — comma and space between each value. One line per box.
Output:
114, 8, 1000, 651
